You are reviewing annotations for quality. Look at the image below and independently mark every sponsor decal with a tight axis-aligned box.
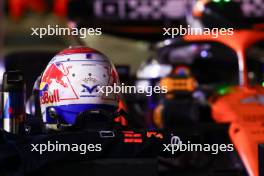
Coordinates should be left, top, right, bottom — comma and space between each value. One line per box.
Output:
40, 63, 72, 91
81, 84, 99, 94
40, 62, 78, 101
40, 89, 60, 104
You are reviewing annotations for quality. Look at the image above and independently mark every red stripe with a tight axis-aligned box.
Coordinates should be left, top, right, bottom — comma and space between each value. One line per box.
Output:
124, 134, 133, 137
122, 131, 134, 134
133, 134, 142, 138
124, 134, 142, 138
57, 47, 98, 55
124, 138, 143, 143
134, 139, 142, 143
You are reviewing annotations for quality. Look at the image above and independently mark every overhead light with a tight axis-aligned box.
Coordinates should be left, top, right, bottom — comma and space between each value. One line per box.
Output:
212, 0, 231, 3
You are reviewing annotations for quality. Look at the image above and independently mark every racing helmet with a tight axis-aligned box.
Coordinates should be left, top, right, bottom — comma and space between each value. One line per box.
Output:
39, 46, 120, 130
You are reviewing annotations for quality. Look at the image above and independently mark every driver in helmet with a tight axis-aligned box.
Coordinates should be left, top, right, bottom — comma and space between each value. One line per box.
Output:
37, 46, 127, 131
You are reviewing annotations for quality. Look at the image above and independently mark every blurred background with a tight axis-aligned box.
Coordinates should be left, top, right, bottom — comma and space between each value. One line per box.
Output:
1, 1, 264, 175
1, 0, 264, 72
0, 0, 263, 89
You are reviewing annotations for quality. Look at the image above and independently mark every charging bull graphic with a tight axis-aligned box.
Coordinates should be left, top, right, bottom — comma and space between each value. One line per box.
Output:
40, 63, 72, 91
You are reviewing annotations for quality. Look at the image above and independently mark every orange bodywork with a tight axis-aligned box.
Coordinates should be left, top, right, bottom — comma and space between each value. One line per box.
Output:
115, 100, 128, 126
184, 30, 264, 176
212, 86, 264, 176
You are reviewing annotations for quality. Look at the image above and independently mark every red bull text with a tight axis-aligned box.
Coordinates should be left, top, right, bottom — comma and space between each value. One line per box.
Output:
40, 89, 60, 104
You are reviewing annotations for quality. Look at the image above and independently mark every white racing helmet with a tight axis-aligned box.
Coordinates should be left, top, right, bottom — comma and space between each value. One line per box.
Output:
39, 46, 120, 129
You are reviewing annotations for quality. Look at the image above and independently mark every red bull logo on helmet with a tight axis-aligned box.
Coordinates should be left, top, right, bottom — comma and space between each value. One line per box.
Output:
40, 62, 72, 91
